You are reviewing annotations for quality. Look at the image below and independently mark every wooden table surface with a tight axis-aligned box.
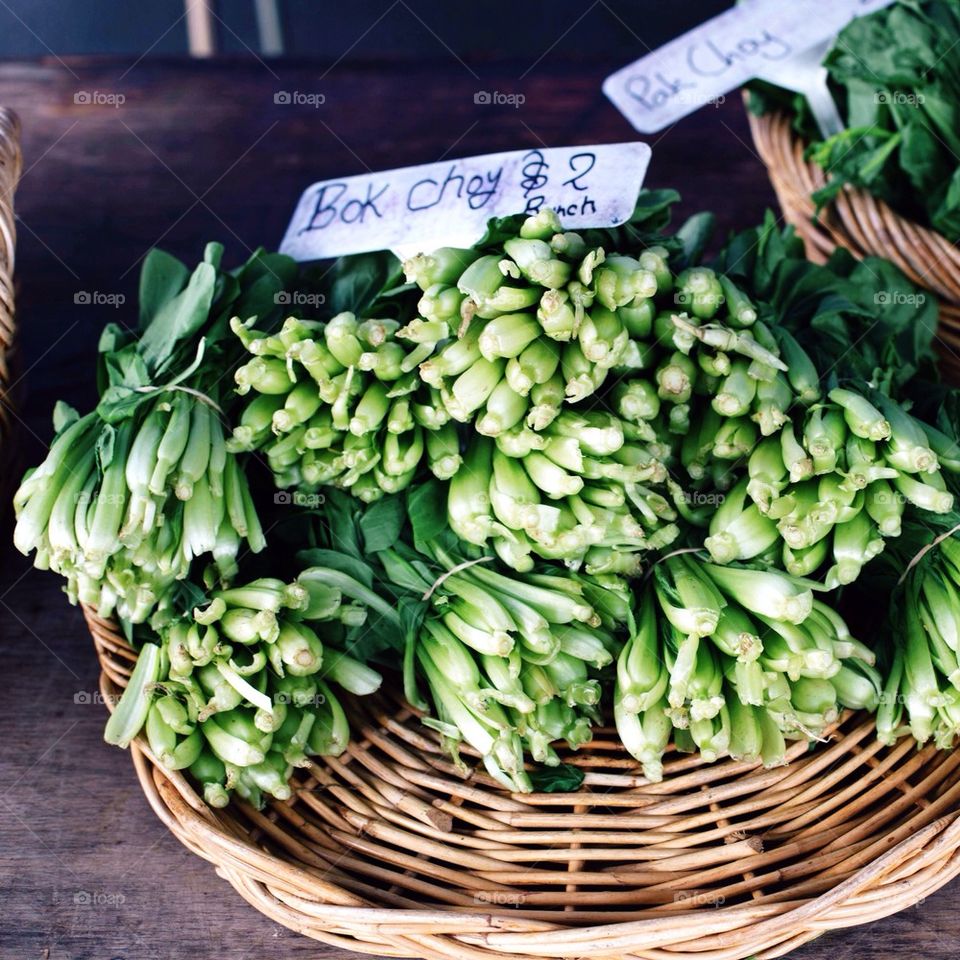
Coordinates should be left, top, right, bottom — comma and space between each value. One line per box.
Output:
0, 56, 957, 960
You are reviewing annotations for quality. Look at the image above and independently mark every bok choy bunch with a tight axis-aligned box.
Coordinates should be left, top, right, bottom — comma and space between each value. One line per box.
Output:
871, 515, 960, 750
104, 572, 382, 808
385, 543, 624, 792
699, 388, 955, 584
228, 199, 950, 588
616, 555, 879, 781
13, 244, 296, 622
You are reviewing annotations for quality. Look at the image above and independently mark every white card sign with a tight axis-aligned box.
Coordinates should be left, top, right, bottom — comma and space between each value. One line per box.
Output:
603, 0, 896, 134
279, 142, 652, 261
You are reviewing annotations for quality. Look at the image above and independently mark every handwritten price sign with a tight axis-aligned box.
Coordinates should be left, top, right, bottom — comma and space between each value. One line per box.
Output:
279, 142, 652, 261
604, 0, 895, 134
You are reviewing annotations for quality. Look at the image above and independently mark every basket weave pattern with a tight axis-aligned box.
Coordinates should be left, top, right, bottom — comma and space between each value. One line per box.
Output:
0, 107, 21, 466
84, 603, 960, 959
746, 107, 960, 377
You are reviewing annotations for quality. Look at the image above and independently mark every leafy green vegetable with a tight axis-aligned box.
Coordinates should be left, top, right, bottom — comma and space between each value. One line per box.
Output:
527, 763, 585, 792
749, 0, 960, 241
358, 495, 405, 553
138, 248, 190, 331
296, 549, 374, 590
713, 214, 939, 392
319, 251, 405, 317
13, 245, 301, 623
138, 260, 217, 374
407, 479, 450, 554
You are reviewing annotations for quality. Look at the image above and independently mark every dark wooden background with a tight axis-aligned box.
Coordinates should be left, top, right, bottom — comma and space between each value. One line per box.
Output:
1, 56, 957, 959
0, 0, 730, 59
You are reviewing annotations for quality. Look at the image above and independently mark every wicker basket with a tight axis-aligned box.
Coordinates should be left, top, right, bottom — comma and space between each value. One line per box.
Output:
84, 602, 960, 960
0, 107, 21, 481
746, 105, 960, 380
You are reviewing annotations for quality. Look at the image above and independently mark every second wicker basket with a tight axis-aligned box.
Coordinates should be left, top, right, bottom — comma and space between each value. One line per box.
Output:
747, 105, 960, 380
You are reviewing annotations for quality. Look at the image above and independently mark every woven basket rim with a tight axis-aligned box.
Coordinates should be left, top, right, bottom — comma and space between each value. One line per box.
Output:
0, 105, 21, 478
83, 603, 960, 960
